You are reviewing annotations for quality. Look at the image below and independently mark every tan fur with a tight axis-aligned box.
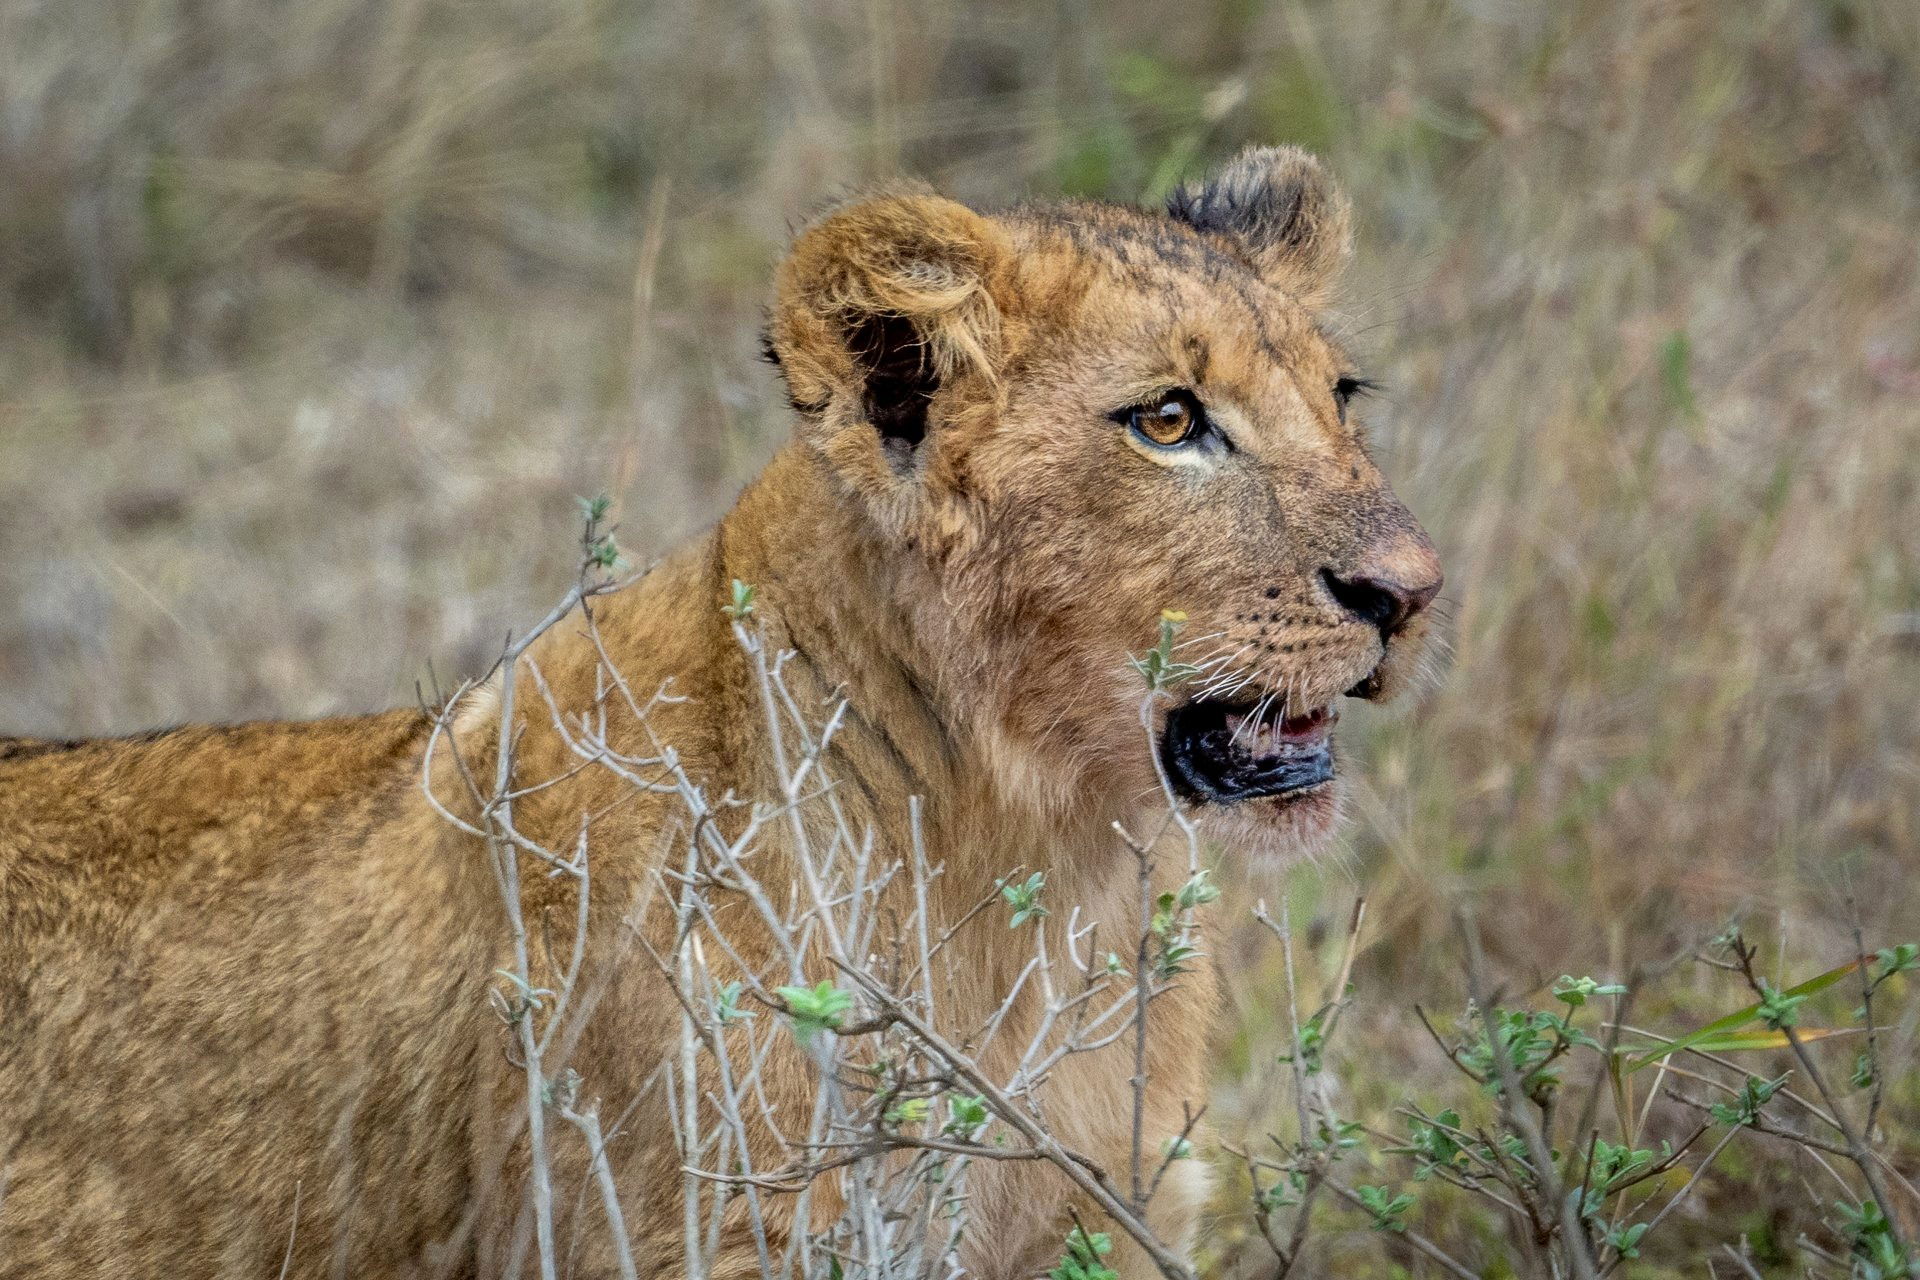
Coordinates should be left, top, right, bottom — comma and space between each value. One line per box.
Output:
0, 147, 1440, 1279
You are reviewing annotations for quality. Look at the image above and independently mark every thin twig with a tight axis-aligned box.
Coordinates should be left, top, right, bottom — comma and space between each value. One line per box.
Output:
1729, 938, 1908, 1256
1323, 1178, 1485, 1280
1458, 907, 1599, 1280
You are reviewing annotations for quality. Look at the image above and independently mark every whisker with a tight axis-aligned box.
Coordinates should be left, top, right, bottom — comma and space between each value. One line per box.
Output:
1171, 630, 1228, 652
1233, 688, 1276, 748
1189, 646, 1249, 676
1203, 669, 1258, 702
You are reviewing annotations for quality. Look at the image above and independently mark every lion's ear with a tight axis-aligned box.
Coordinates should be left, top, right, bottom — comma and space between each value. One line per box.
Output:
1165, 146, 1352, 304
767, 190, 1014, 474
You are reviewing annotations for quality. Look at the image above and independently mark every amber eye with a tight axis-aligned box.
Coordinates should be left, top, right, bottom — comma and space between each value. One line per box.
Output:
1125, 392, 1204, 448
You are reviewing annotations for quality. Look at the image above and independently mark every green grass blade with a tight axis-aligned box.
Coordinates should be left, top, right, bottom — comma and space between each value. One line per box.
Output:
1623, 958, 1866, 1073
1674, 1027, 1859, 1055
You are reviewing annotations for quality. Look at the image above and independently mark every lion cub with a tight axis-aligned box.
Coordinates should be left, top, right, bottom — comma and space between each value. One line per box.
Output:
0, 147, 1439, 1279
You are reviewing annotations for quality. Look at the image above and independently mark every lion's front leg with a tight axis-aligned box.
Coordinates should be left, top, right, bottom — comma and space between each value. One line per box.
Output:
1096, 1154, 1213, 1280
951, 1140, 1209, 1280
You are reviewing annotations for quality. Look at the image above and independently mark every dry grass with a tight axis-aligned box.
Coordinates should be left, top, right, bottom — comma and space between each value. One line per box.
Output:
2, 0, 1916, 1273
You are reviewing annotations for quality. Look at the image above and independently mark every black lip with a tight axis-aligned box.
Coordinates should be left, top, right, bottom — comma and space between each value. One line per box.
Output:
1159, 700, 1335, 804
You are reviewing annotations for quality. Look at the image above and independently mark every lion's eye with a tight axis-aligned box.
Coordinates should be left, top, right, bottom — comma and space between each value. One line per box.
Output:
1122, 391, 1205, 449
1332, 375, 1376, 423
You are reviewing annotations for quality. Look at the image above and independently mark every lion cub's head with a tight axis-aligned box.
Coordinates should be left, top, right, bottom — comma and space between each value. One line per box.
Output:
765, 147, 1442, 857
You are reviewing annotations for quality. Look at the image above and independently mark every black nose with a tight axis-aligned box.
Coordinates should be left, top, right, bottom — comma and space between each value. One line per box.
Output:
1320, 568, 1440, 637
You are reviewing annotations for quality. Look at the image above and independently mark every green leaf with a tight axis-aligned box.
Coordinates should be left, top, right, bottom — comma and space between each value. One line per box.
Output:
1459, 1007, 1565, 1099
1754, 978, 1807, 1030
1175, 869, 1220, 910
1316, 1117, 1363, 1151
711, 980, 754, 1025
1000, 871, 1049, 928
1709, 1074, 1789, 1127
944, 1094, 990, 1138
1873, 942, 1918, 985
1398, 1109, 1467, 1180
1156, 941, 1200, 979
1579, 1138, 1668, 1215
1258, 1179, 1298, 1212
1837, 1198, 1913, 1277
1128, 609, 1203, 691
885, 1097, 930, 1128
1047, 1227, 1116, 1280
1278, 1010, 1327, 1074
1356, 1184, 1415, 1232
1606, 1222, 1650, 1259
722, 578, 757, 619
774, 980, 854, 1046
1552, 975, 1627, 1007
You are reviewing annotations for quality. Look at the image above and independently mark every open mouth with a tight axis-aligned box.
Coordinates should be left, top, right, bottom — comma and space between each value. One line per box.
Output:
1160, 699, 1338, 804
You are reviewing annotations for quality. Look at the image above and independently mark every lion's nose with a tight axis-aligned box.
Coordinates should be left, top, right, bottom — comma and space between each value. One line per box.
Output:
1320, 546, 1442, 639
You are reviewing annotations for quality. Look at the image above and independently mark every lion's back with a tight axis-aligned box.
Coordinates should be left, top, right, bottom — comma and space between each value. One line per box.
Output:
0, 710, 425, 942
0, 710, 493, 1278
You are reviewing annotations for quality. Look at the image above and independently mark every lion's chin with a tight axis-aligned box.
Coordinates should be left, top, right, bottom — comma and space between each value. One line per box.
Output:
1189, 776, 1344, 866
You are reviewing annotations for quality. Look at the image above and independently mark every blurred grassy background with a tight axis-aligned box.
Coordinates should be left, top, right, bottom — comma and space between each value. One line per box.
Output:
2, 0, 1916, 1272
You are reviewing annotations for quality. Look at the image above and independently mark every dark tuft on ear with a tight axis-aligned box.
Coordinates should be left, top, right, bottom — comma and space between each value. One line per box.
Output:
1166, 146, 1352, 302
850, 312, 937, 459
